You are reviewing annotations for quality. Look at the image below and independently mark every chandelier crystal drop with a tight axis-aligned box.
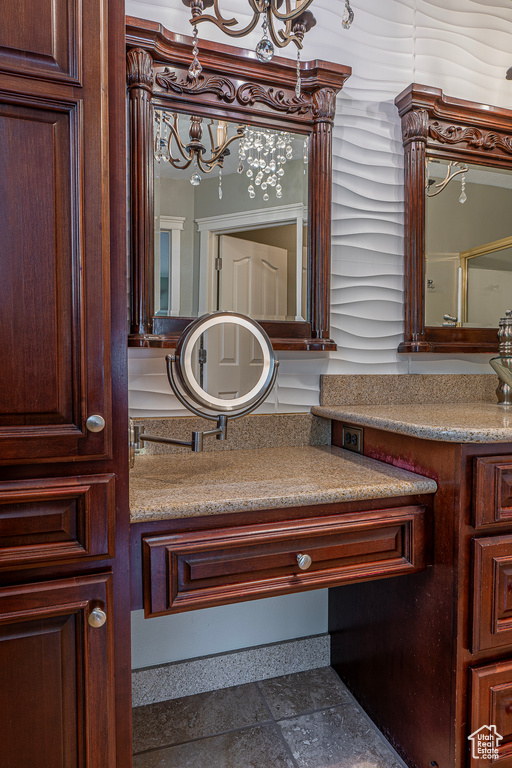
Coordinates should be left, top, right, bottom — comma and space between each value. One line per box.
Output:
238, 127, 295, 202
459, 173, 467, 204
188, 26, 202, 79
342, 0, 354, 30
256, 16, 275, 62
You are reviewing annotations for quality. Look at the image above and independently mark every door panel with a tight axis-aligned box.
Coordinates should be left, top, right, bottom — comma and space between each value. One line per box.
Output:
219, 234, 288, 320
0, 0, 111, 464
0, 100, 78, 428
0, 573, 115, 768
0, 0, 80, 83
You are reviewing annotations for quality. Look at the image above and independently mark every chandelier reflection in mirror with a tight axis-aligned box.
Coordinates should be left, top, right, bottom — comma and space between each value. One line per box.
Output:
426, 159, 469, 204
154, 109, 309, 202
154, 110, 245, 188
181, 0, 354, 95
238, 128, 302, 202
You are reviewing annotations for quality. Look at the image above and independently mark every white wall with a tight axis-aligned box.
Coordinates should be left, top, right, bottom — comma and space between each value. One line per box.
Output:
127, 0, 512, 666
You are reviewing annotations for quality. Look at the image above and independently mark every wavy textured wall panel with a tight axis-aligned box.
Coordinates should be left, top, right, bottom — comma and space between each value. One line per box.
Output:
126, 0, 512, 414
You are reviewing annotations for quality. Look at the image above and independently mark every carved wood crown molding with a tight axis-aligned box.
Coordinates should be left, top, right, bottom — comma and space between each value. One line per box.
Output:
127, 48, 154, 90
312, 88, 337, 124
237, 83, 310, 115
401, 109, 429, 144
155, 68, 237, 103
155, 68, 311, 115
429, 121, 512, 155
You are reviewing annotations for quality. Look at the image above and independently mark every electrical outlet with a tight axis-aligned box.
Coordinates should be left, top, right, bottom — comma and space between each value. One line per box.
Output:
341, 425, 363, 454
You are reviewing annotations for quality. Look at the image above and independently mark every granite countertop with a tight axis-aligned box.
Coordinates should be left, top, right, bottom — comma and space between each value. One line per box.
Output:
312, 403, 512, 443
129, 445, 437, 522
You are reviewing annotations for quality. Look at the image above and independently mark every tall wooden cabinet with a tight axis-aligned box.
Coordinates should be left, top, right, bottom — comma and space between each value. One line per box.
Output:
0, 2, 130, 767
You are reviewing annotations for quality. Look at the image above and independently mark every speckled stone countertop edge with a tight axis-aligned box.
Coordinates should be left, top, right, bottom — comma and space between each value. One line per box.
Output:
129, 445, 438, 523
130, 478, 437, 523
311, 404, 512, 443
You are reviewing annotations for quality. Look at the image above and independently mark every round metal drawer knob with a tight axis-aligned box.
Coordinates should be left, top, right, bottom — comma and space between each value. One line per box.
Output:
297, 553, 312, 571
88, 607, 107, 628
86, 415, 105, 433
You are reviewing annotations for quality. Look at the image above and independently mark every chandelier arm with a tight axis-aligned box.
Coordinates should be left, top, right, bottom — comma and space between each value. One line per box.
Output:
207, 120, 216, 154
266, 12, 296, 49
167, 147, 195, 170
193, 14, 261, 37
248, 0, 268, 13
199, 127, 246, 172
196, 155, 214, 173
426, 162, 467, 197
270, 0, 315, 22
196, 155, 225, 173
271, 16, 304, 49
192, 0, 261, 37
165, 117, 196, 170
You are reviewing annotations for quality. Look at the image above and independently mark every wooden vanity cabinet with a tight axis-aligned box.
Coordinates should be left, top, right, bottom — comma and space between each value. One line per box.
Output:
329, 426, 512, 768
0, 1, 130, 767
129, 495, 433, 616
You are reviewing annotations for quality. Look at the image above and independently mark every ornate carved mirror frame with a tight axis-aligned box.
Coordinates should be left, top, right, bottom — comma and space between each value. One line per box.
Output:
395, 83, 512, 354
126, 17, 350, 350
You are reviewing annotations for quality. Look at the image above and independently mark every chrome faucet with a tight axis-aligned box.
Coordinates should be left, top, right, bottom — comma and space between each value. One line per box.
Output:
490, 310, 512, 405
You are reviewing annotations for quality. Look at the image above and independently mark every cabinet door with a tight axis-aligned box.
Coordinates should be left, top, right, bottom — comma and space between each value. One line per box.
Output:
0, 573, 115, 768
0, 0, 112, 464
473, 456, 512, 528
472, 535, 512, 652
470, 659, 512, 766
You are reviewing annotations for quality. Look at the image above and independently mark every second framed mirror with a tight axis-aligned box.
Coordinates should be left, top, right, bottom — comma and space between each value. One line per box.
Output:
395, 83, 512, 353
127, 17, 351, 350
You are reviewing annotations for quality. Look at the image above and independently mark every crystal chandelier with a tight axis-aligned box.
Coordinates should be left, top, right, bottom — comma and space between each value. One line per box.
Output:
181, 0, 354, 95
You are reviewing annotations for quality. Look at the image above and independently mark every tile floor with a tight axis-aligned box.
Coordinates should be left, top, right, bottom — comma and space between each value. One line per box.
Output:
132, 666, 407, 768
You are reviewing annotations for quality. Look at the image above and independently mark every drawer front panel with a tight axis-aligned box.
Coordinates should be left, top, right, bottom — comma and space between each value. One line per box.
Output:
472, 535, 512, 653
470, 659, 512, 766
474, 456, 512, 529
0, 474, 115, 568
143, 505, 427, 616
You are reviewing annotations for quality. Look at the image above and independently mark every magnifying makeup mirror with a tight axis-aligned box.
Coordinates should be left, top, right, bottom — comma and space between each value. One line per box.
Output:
130, 312, 278, 459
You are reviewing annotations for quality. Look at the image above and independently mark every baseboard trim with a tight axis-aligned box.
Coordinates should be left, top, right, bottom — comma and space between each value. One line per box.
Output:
132, 633, 330, 707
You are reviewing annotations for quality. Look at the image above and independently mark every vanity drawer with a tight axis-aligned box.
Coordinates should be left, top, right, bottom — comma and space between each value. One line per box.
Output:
472, 535, 512, 653
469, 658, 512, 766
142, 505, 427, 616
0, 474, 115, 569
474, 456, 512, 529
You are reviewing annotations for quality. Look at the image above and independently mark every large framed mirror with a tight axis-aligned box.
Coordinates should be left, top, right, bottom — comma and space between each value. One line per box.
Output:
126, 17, 350, 350
395, 84, 512, 353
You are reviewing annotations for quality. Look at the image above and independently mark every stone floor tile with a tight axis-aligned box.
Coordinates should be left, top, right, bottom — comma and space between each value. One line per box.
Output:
132, 683, 270, 753
132, 723, 296, 768
258, 667, 351, 720
278, 706, 404, 768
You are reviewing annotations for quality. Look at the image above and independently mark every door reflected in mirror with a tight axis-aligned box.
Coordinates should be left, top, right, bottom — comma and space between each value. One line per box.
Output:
154, 111, 309, 323
425, 159, 512, 328
191, 323, 265, 402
